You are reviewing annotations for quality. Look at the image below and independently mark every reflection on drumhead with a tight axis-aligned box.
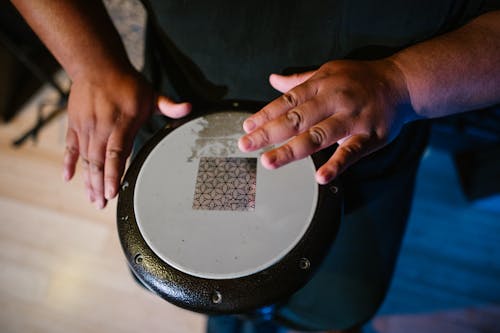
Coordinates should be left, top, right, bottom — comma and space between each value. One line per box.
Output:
134, 111, 318, 279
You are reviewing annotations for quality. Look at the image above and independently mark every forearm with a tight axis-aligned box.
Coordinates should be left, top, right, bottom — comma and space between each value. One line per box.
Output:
10, 0, 133, 81
390, 10, 500, 118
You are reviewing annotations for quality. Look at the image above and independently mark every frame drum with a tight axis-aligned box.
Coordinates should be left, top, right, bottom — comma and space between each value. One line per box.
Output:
117, 104, 342, 314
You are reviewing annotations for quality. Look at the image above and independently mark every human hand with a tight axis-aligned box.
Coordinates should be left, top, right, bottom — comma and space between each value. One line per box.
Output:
238, 59, 418, 184
63, 69, 191, 209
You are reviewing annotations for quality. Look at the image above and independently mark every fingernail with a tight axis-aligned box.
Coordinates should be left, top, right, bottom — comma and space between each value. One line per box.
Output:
63, 170, 70, 182
261, 152, 277, 169
316, 170, 333, 184
105, 185, 115, 200
95, 198, 105, 210
238, 136, 253, 152
243, 119, 256, 132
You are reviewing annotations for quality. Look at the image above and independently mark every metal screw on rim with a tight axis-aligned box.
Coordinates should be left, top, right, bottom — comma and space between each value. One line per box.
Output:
212, 290, 222, 304
299, 258, 311, 270
134, 254, 143, 264
329, 185, 338, 195
121, 181, 129, 191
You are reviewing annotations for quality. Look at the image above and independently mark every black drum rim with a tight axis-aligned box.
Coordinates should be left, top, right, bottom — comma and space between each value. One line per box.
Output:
117, 103, 343, 314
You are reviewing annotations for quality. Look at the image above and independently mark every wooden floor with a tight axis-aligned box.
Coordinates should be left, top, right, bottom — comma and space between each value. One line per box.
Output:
0, 87, 205, 333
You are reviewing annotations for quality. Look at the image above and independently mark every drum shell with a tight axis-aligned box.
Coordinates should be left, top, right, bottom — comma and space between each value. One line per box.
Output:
117, 106, 343, 314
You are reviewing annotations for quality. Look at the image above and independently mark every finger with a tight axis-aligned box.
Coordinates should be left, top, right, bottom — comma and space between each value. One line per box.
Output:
77, 131, 94, 203
88, 134, 108, 209
63, 128, 79, 181
242, 81, 318, 133
260, 114, 351, 169
315, 134, 377, 184
104, 124, 133, 200
269, 71, 316, 93
156, 95, 192, 119
238, 97, 330, 152
80, 156, 92, 201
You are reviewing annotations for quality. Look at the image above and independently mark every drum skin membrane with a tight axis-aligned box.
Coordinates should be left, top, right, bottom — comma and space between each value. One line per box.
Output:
133, 111, 318, 280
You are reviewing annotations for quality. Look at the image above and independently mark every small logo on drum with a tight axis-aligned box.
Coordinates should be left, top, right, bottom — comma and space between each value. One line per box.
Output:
193, 157, 257, 211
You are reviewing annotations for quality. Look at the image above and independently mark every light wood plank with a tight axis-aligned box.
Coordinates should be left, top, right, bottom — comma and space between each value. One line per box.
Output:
0, 83, 205, 333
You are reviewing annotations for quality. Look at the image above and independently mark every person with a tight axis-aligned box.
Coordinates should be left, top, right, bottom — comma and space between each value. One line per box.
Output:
11, 0, 500, 332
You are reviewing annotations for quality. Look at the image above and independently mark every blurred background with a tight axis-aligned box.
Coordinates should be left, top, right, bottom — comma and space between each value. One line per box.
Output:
0, 0, 499, 332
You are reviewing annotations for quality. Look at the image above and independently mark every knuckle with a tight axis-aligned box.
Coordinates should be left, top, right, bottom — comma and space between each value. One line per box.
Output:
106, 148, 123, 160
280, 143, 295, 161
258, 108, 272, 123
80, 155, 89, 164
286, 109, 303, 133
282, 91, 300, 108
65, 145, 79, 156
104, 173, 118, 182
257, 128, 270, 146
338, 144, 359, 156
123, 104, 141, 119
308, 126, 328, 147
89, 160, 104, 174
333, 88, 357, 110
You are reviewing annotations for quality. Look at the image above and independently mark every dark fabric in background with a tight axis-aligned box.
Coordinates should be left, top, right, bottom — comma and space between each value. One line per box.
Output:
143, 0, 489, 101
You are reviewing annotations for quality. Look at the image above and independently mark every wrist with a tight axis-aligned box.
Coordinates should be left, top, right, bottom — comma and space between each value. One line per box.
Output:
69, 53, 136, 85
373, 58, 419, 123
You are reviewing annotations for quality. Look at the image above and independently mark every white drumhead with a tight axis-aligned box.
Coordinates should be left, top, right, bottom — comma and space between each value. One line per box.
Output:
134, 111, 318, 279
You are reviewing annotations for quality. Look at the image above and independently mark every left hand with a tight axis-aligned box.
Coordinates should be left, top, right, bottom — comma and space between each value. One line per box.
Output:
238, 59, 418, 184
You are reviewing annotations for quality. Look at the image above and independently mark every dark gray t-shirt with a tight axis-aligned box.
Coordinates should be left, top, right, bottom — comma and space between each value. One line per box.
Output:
143, 0, 497, 101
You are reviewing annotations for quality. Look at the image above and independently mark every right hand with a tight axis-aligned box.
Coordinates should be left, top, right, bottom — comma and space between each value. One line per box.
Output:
239, 59, 414, 185
63, 68, 191, 209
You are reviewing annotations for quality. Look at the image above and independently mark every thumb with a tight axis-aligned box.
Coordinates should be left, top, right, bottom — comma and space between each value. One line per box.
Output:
156, 95, 192, 118
269, 71, 316, 93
